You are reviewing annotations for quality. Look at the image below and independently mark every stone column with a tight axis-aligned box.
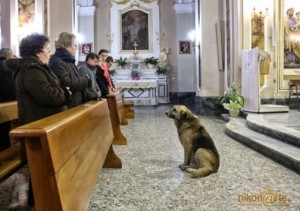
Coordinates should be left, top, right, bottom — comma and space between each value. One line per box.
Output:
173, 1, 195, 99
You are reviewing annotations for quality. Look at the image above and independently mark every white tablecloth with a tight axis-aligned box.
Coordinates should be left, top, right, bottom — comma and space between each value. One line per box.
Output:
115, 79, 157, 89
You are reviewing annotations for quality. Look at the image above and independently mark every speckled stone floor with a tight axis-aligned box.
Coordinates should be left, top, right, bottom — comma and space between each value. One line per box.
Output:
87, 105, 300, 211
1, 105, 300, 211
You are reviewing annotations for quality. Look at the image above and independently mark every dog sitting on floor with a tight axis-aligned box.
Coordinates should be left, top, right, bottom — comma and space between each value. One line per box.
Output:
166, 105, 220, 178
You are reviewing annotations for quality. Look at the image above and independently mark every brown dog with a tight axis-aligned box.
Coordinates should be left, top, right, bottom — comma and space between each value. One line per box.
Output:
166, 105, 220, 178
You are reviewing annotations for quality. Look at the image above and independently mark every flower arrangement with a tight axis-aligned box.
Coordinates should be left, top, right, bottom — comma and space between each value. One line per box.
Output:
115, 57, 128, 69
131, 69, 141, 80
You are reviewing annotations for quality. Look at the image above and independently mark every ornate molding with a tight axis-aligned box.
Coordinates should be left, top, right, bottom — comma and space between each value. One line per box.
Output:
110, 0, 159, 7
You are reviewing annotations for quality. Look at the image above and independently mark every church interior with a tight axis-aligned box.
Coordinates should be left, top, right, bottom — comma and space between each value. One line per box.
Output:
0, 0, 300, 210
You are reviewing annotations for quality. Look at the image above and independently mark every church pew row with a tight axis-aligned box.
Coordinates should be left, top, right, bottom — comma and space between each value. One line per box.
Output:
9, 100, 122, 211
106, 90, 128, 145
0, 101, 25, 182
123, 100, 135, 120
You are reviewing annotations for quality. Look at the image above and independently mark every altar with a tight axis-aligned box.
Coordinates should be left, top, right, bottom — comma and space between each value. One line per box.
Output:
114, 77, 169, 105
115, 79, 158, 105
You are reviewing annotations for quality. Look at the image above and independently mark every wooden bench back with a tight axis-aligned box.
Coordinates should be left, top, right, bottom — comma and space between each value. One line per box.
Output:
0, 101, 24, 182
0, 101, 18, 124
10, 100, 114, 211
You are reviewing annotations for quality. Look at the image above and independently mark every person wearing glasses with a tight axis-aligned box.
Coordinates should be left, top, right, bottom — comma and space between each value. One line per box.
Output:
13, 33, 72, 208
15, 33, 71, 125
49, 32, 91, 108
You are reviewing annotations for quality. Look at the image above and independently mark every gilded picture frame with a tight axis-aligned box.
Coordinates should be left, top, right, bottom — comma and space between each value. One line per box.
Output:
120, 6, 152, 53
279, 0, 300, 84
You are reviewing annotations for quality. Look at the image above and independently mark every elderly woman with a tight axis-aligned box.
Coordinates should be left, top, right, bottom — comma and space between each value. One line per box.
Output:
14, 33, 71, 208
15, 33, 71, 126
49, 32, 91, 108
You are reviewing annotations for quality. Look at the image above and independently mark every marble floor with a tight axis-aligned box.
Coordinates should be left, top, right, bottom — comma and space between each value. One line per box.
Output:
1, 105, 300, 211
87, 105, 300, 211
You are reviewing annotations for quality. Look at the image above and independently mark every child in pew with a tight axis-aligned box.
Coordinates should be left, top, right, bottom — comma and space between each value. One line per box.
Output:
96, 51, 116, 97
14, 33, 72, 208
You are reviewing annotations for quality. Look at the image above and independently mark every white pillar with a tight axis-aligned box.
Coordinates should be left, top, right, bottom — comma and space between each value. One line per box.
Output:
78, 5, 96, 61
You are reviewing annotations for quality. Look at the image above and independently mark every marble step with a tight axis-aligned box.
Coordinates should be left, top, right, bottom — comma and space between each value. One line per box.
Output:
246, 114, 300, 147
225, 117, 300, 173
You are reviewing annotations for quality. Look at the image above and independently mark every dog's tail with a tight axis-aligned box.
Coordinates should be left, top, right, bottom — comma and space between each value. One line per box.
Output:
190, 167, 215, 178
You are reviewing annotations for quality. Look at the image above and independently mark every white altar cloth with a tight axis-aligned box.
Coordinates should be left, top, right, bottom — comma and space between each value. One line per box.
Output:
115, 79, 157, 89
114, 79, 157, 105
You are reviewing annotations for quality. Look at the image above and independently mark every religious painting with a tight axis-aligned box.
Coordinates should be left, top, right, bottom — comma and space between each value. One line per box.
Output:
282, 0, 300, 68
179, 41, 191, 54
121, 9, 149, 51
18, 0, 35, 40
80, 43, 92, 55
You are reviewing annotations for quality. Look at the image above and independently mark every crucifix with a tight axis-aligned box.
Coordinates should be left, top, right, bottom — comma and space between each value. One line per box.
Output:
133, 42, 139, 59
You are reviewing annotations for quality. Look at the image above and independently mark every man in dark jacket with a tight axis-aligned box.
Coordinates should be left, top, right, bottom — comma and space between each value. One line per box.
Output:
78, 52, 101, 100
49, 32, 90, 108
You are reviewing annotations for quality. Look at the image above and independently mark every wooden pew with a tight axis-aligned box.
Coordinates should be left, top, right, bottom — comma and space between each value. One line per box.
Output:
123, 100, 135, 120
10, 100, 121, 211
0, 101, 25, 182
106, 91, 128, 145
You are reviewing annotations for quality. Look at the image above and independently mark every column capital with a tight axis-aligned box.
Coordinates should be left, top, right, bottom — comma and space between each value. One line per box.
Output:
78, 6, 96, 16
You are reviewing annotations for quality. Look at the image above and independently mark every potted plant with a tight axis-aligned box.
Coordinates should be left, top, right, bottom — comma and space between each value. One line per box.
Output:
217, 81, 244, 108
109, 69, 116, 77
155, 66, 169, 75
144, 57, 158, 69
222, 100, 242, 117
115, 57, 128, 69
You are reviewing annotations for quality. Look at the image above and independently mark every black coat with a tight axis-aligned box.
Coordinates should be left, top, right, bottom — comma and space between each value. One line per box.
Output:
14, 57, 70, 125
96, 66, 110, 97
49, 48, 89, 108
0, 58, 17, 102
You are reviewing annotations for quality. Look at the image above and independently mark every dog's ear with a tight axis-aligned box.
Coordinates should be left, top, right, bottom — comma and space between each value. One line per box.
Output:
180, 110, 187, 119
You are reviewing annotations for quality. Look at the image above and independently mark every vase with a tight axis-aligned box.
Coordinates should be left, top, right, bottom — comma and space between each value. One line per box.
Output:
133, 76, 139, 80
229, 110, 240, 117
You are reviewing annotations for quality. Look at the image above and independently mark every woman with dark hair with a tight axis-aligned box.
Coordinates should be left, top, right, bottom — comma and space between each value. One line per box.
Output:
14, 33, 71, 208
49, 32, 90, 108
15, 33, 71, 125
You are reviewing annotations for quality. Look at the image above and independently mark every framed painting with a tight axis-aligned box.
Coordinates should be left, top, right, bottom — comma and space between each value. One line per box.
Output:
179, 41, 191, 54
110, 1, 159, 58
278, 0, 300, 86
80, 43, 92, 55
18, 0, 35, 40
121, 9, 150, 51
